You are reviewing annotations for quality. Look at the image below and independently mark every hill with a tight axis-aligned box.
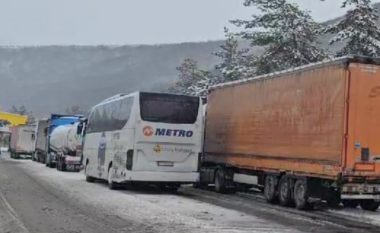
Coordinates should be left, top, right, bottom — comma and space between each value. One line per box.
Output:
1, 2, 379, 116
0, 42, 225, 115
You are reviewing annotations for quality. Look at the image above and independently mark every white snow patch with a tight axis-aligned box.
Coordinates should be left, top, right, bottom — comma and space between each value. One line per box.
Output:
0, 147, 8, 152
329, 208, 380, 226
3, 155, 301, 233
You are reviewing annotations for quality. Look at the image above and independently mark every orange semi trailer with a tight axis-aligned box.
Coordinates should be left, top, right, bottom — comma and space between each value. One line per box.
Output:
199, 55, 380, 211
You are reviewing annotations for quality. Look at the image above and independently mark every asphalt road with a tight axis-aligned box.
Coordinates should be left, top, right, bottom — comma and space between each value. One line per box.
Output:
1, 154, 380, 233
0, 158, 125, 233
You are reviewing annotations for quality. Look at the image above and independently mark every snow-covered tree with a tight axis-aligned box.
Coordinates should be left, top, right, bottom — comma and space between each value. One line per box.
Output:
213, 27, 255, 81
322, 0, 380, 57
230, 0, 330, 75
168, 58, 211, 96
65, 105, 86, 115
8, 104, 35, 125
188, 70, 222, 97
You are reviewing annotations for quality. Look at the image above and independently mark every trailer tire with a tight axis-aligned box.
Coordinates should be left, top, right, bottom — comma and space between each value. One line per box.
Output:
294, 179, 311, 210
342, 200, 359, 208
214, 169, 227, 194
61, 162, 66, 172
359, 200, 380, 211
278, 176, 293, 207
264, 175, 278, 204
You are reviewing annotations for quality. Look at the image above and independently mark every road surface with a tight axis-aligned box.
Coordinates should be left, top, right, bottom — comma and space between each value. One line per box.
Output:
0, 154, 379, 233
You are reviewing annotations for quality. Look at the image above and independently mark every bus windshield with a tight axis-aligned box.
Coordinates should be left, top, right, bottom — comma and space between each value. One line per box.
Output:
139, 92, 199, 124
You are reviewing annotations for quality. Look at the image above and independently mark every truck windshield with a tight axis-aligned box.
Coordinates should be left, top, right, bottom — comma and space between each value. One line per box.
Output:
139, 92, 199, 124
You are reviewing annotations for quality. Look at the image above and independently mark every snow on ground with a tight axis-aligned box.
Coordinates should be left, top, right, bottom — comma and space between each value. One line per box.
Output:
3, 155, 301, 233
329, 208, 380, 227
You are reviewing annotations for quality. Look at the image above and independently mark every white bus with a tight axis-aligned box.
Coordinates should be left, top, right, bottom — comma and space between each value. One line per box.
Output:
80, 91, 203, 190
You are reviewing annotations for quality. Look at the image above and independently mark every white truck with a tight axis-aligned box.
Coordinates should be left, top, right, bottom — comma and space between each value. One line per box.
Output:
9, 125, 36, 159
50, 122, 83, 172
33, 118, 49, 163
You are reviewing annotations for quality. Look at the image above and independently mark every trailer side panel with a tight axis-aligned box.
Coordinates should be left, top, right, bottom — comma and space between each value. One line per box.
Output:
204, 62, 346, 177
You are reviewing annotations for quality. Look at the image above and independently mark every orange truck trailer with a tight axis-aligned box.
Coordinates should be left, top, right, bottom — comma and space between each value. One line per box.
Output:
199, 55, 380, 211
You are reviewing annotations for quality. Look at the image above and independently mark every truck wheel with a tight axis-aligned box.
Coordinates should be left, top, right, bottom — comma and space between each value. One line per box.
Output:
278, 176, 293, 207
61, 162, 66, 171
264, 175, 278, 204
359, 200, 380, 211
108, 167, 118, 190
294, 179, 311, 210
214, 169, 227, 194
342, 200, 359, 208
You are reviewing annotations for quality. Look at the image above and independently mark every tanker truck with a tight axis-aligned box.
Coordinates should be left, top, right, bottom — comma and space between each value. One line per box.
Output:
50, 122, 83, 172
45, 114, 83, 168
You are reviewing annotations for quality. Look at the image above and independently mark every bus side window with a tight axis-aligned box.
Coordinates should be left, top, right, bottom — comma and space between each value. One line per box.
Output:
117, 97, 133, 129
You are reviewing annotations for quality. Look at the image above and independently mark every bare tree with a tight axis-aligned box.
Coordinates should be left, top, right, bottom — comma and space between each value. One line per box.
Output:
8, 104, 35, 125
65, 105, 86, 115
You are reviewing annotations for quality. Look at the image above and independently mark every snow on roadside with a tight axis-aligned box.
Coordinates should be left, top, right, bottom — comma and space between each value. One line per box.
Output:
4, 155, 300, 233
329, 208, 380, 227
0, 147, 7, 153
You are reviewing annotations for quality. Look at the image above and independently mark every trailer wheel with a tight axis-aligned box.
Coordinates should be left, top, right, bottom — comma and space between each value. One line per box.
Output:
56, 159, 61, 171
359, 200, 380, 211
61, 161, 66, 171
342, 200, 359, 208
294, 179, 311, 210
264, 175, 278, 204
278, 176, 293, 207
214, 169, 227, 194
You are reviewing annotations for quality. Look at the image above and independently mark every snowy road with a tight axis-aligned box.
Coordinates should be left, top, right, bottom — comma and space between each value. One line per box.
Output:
0, 154, 379, 233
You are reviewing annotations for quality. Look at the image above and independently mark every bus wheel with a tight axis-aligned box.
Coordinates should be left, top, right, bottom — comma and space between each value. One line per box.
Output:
108, 166, 117, 190
342, 200, 359, 208
278, 176, 293, 207
264, 175, 278, 204
85, 160, 95, 183
294, 179, 312, 210
360, 200, 380, 211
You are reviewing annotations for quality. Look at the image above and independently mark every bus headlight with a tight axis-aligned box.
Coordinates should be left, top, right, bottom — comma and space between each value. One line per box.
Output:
126, 150, 133, 170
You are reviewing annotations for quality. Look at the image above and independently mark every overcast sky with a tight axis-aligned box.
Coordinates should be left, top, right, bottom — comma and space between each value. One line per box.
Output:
0, 0, 378, 46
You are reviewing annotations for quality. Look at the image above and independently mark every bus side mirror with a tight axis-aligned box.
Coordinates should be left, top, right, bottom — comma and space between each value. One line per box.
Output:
43, 127, 48, 136
31, 133, 35, 141
76, 124, 83, 135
